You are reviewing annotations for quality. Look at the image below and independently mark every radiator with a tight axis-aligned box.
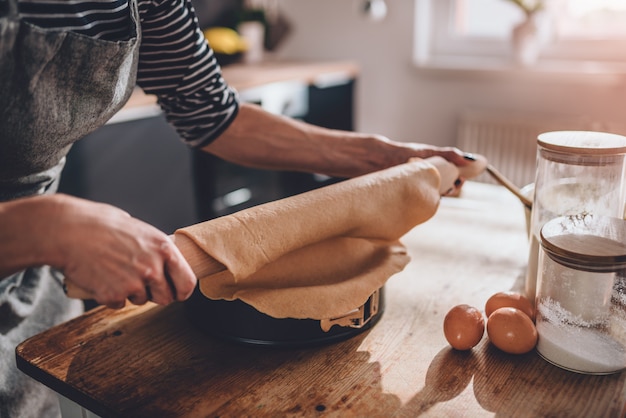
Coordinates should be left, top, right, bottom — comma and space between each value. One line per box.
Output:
456, 110, 626, 189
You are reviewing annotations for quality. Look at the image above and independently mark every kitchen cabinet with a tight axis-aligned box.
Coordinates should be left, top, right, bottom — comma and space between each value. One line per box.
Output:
58, 115, 198, 234
58, 61, 358, 233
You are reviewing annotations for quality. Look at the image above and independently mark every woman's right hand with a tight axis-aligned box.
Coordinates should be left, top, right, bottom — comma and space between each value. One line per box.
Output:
422, 153, 488, 196
29, 194, 196, 309
422, 156, 461, 195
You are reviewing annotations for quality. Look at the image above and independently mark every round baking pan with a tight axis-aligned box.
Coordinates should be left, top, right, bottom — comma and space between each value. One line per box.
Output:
184, 285, 385, 348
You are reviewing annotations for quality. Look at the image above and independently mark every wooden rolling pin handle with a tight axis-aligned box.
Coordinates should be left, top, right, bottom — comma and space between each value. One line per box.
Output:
485, 164, 533, 210
63, 280, 92, 300
64, 233, 226, 300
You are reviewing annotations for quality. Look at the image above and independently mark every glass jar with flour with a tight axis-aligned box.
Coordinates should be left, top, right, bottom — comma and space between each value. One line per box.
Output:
536, 215, 626, 374
526, 131, 626, 305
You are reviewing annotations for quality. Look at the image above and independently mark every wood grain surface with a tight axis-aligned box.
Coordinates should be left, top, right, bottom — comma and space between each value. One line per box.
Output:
16, 182, 626, 417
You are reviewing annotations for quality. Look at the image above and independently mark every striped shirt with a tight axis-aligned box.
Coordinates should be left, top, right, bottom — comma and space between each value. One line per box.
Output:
16, 0, 239, 148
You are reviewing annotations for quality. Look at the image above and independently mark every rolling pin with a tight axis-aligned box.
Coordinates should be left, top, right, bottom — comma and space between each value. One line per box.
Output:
63, 234, 226, 300
63, 157, 461, 301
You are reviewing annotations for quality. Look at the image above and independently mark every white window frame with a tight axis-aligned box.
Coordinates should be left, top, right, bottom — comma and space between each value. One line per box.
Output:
413, 0, 626, 78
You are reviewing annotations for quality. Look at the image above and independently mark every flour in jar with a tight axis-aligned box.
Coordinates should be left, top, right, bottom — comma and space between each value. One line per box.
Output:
535, 180, 618, 218
535, 297, 626, 374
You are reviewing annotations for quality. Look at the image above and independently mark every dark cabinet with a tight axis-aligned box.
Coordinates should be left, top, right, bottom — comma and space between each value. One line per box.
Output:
59, 115, 198, 234
59, 78, 355, 233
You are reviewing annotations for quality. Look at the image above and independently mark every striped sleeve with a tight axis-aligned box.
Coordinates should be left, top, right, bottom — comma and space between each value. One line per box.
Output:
137, 0, 239, 148
16, 0, 132, 40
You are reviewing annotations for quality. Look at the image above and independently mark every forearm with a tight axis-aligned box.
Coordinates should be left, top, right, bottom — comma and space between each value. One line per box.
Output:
202, 102, 486, 187
0, 195, 60, 278
202, 103, 409, 178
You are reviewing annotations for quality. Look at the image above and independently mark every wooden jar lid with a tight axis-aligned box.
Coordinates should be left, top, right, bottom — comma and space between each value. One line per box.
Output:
538, 131, 626, 155
540, 214, 626, 271
537, 131, 626, 166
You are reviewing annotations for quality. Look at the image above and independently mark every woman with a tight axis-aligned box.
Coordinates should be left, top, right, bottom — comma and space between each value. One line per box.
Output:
0, 0, 482, 416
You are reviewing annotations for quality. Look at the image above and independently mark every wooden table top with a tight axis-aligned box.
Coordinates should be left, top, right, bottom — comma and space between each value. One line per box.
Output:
16, 182, 626, 417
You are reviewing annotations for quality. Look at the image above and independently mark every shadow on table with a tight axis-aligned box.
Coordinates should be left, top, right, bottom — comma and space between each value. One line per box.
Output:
404, 341, 626, 417
62, 302, 626, 418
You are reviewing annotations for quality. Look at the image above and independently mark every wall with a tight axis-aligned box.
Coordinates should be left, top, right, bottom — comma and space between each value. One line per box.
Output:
273, 0, 626, 147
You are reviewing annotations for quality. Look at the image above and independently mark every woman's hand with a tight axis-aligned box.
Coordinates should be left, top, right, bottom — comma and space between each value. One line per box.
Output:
421, 156, 461, 196
404, 143, 487, 196
38, 195, 196, 309
392, 142, 488, 178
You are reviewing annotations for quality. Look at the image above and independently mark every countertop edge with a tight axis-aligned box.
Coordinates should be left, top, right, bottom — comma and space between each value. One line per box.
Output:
113, 60, 360, 124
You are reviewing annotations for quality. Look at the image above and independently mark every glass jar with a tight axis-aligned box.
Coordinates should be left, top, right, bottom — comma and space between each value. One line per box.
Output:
526, 131, 626, 305
536, 214, 626, 374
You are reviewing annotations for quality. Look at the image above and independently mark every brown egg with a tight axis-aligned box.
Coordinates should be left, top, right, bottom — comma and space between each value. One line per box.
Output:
443, 304, 485, 350
485, 291, 534, 320
487, 307, 537, 354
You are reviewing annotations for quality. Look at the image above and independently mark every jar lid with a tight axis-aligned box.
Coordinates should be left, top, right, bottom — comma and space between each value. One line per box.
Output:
538, 131, 626, 155
540, 215, 626, 271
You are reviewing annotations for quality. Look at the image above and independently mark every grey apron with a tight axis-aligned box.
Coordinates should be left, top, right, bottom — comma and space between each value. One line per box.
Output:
0, 0, 140, 416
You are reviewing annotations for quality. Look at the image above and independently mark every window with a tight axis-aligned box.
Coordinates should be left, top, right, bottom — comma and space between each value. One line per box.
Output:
414, 0, 626, 71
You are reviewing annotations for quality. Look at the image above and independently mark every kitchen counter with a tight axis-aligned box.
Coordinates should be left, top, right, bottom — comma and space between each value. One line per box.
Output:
111, 60, 359, 123
16, 182, 626, 417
